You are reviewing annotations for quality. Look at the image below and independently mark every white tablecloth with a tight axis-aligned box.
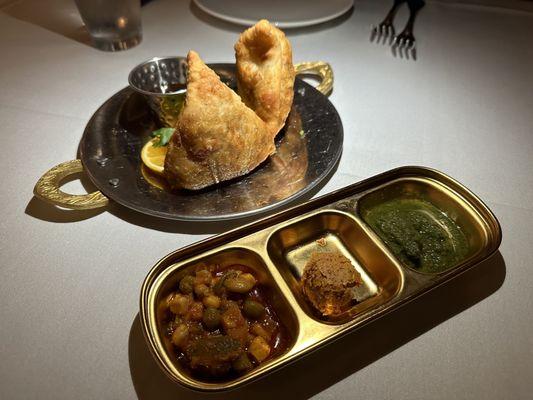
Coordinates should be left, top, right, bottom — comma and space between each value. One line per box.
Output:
1, 0, 532, 399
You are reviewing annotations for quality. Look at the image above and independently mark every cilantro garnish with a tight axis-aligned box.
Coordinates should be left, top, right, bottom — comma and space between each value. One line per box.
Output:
151, 127, 175, 147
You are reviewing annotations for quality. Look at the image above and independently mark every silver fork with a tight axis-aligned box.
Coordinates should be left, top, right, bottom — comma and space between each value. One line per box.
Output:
392, 0, 425, 58
371, 0, 406, 44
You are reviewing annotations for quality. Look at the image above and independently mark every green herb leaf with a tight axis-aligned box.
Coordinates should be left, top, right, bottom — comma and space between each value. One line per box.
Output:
151, 127, 175, 147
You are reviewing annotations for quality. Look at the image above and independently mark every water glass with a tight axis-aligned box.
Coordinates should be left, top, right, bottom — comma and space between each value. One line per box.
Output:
75, 0, 142, 51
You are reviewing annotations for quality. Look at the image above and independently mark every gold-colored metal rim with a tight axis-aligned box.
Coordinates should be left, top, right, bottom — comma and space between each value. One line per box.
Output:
139, 166, 502, 392
294, 61, 334, 96
33, 159, 109, 210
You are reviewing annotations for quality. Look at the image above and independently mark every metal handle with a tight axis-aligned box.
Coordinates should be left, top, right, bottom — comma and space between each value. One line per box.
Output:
294, 61, 334, 96
405, 0, 425, 33
34, 159, 109, 210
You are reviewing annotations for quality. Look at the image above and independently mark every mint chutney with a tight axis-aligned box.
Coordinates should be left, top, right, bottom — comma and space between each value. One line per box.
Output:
361, 198, 469, 273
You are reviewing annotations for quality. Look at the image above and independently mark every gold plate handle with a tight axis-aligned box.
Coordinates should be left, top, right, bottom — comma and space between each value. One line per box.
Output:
294, 61, 334, 96
34, 159, 109, 210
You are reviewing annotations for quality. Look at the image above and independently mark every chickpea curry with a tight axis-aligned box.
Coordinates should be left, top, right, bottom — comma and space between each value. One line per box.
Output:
160, 264, 290, 379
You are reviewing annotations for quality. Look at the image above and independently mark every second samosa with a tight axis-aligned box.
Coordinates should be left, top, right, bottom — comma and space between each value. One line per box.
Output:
164, 51, 275, 190
164, 20, 295, 190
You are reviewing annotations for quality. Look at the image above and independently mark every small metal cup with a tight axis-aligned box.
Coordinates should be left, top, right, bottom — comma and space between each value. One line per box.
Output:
128, 57, 187, 127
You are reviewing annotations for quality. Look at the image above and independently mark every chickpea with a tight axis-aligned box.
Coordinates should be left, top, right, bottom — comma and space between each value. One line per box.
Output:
221, 301, 243, 330
169, 294, 191, 315
188, 301, 204, 321
171, 324, 189, 348
164, 292, 176, 310
203, 295, 221, 308
195, 269, 212, 285
194, 283, 210, 298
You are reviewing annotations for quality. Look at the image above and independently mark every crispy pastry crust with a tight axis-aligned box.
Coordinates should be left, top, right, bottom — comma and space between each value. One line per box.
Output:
164, 51, 275, 190
235, 19, 295, 138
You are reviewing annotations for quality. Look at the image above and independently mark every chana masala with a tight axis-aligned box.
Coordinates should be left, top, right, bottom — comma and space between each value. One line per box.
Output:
160, 264, 291, 379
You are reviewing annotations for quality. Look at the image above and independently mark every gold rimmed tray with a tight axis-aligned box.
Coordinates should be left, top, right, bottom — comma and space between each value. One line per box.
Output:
139, 166, 502, 391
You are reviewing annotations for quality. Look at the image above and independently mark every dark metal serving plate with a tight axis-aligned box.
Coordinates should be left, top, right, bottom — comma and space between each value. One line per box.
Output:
76, 63, 342, 221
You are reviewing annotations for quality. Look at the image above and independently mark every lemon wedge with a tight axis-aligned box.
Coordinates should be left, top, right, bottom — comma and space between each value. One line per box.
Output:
141, 138, 167, 175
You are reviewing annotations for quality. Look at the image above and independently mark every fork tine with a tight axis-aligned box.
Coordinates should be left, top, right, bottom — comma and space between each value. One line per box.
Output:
387, 28, 393, 43
370, 25, 377, 42
380, 28, 387, 44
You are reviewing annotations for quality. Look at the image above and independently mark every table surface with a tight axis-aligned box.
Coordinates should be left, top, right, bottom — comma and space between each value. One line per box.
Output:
1, 0, 533, 399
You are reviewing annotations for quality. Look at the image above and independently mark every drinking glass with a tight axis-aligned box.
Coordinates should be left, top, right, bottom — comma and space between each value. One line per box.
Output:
74, 0, 142, 51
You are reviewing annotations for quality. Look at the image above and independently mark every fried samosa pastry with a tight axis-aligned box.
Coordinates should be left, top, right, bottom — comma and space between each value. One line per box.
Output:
164, 51, 275, 190
235, 19, 295, 138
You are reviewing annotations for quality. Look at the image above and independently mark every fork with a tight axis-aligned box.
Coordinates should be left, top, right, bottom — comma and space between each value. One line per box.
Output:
392, 0, 425, 54
371, 0, 406, 44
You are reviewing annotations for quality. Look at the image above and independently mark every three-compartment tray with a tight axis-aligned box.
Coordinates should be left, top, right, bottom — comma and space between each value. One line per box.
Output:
139, 166, 501, 391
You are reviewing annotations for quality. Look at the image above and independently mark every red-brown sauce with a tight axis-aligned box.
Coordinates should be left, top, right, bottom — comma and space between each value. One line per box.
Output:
159, 264, 291, 381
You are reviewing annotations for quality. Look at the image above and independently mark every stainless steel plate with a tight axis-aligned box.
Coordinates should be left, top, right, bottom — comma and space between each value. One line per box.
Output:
78, 63, 343, 221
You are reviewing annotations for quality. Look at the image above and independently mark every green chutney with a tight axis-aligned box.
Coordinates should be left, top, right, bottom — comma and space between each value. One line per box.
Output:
362, 198, 469, 273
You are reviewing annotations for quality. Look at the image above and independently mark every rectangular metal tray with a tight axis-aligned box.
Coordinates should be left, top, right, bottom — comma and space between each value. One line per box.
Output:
139, 166, 502, 391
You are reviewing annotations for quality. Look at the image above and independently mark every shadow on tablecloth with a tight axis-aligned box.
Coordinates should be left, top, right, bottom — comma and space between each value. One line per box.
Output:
128, 251, 506, 399
24, 174, 334, 234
